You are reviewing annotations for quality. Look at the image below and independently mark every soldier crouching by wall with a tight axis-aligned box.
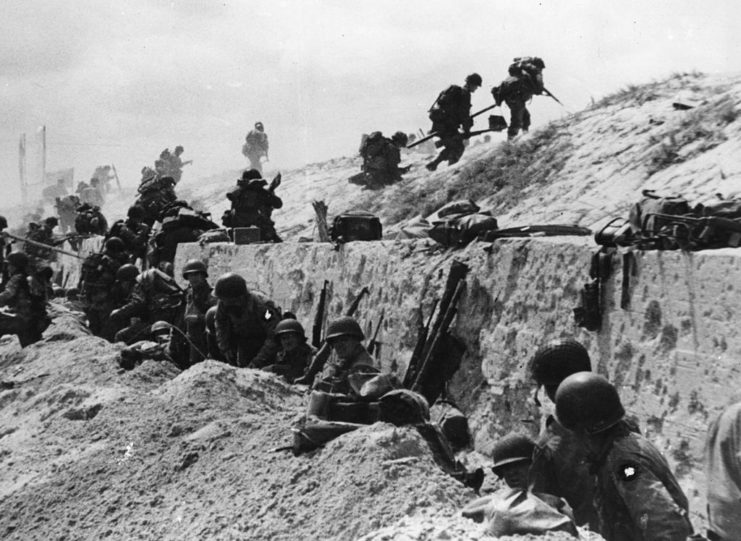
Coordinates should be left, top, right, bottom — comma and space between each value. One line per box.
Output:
211, 272, 280, 368
222, 170, 283, 243
0, 251, 50, 347
262, 318, 315, 382
181, 259, 216, 366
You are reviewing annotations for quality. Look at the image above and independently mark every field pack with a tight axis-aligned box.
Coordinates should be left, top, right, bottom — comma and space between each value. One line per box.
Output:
329, 211, 382, 242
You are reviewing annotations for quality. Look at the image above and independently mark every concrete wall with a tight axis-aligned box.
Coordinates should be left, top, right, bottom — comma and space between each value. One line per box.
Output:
168, 237, 741, 524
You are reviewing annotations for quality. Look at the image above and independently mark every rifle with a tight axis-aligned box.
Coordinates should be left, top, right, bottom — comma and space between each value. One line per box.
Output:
407, 104, 500, 149
111, 164, 122, 191
405, 260, 469, 402
3, 232, 84, 260
312, 280, 330, 348
542, 87, 564, 107
269, 173, 281, 193
402, 298, 438, 387
295, 286, 369, 384
367, 310, 385, 356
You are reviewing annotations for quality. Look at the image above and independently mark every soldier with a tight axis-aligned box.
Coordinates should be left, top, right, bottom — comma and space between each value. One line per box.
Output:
0, 251, 50, 347
527, 338, 599, 529
107, 206, 150, 263
357, 131, 409, 189
223, 169, 283, 242
181, 259, 215, 366
166, 145, 192, 183
263, 318, 316, 382
242, 122, 269, 173
104, 263, 140, 339
0, 215, 8, 290
79, 237, 128, 339
24, 219, 55, 263
118, 320, 175, 370
80, 177, 105, 207
135, 176, 177, 228
212, 272, 279, 368
75, 203, 108, 236
110, 267, 185, 345
462, 432, 577, 536
42, 178, 69, 203
555, 372, 693, 541
491, 56, 545, 140
313, 316, 380, 397
426, 73, 481, 171
705, 400, 741, 540
55, 195, 80, 235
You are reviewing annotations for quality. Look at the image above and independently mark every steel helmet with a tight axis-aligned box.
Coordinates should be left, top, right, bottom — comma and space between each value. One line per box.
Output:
325, 316, 364, 342
105, 237, 126, 252
214, 272, 248, 299
150, 321, 171, 336
0, 215, 7, 229
491, 433, 536, 472
127, 205, 145, 220
391, 131, 409, 146
181, 259, 208, 278
255, 122, 264, 130
275, 318, 306, 338
6, 251, 29, 269
555, 372, 625, 434
116, 264, 140, 282
465, 73, 483, 87
529, 338, 591, 385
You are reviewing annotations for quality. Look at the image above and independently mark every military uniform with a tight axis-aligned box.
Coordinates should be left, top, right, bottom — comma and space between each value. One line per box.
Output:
224, 179, 283, 242
0, 271, 49, 347
589, 424, 693, 541
135, 178, 177, 228
113, 269, 184, 344
264, 342, 316, 382
108, 219, 150, 262
75, 204, 108, 236
79, 250, 126, 339
492, 58, 545, 140
315, 345, 379, 396
705, 401, 741, 540
55, 195, 80, 235
242, 128, 269, 173
184, 280, 216, 365
529, 415, 599, 528
427, 84, 473, 169
359, 132, 404, 189
214, 291, 280, 367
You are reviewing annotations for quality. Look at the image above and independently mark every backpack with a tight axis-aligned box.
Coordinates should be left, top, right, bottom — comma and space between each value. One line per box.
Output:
436, 199, 480, 219
428, 212, 498, 247
508, 56, 545, 77
629, 190, 691, 244
329, 211, 382, 242
360, 132, 386, 160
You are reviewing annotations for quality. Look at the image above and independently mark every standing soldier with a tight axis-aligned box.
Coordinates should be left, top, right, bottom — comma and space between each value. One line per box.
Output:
55, 195, 80, 235
107, 206, 150, 264
0, 251, 50, 347
263, 318, 316, 382
426, 73, 482, 171
527, 338, 599, 529
166, 145, 192, 183
555, 372, 694, 541
242, 122, 269, 173
491, 56, 545, 140
223, 170, 283, 242
181, 259, 215, 366
79, 237, 128, 339
212, 272, 279, 368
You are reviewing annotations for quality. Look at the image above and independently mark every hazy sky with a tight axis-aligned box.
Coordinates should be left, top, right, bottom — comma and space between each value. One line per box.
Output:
1, 0, 739, 203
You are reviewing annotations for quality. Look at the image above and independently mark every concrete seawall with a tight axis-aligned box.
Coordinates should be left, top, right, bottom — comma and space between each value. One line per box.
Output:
128, 237, 741, 523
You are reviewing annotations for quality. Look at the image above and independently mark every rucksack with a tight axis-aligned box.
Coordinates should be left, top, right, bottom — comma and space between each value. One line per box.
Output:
360, 132, 386, 159
508, 56, 545, 77
629, 190, 691, 245
329, 211, 382, 242
428, 212, 498, 247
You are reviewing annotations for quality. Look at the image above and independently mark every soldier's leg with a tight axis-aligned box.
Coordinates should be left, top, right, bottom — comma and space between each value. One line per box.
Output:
248, 154, 262, 173
186, 317, 207, 365
506, 100, 525, 139
444, 136, 465, 166
114, 320, 150, 345
522, 107, 531, 133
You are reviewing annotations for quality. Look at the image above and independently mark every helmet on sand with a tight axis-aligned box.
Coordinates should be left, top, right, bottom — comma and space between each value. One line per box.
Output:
214, 272, 248, 299
555, 372, 625, 434
529, 338, 591, 385
491, 433, 535, 472
325, 316, 364, 342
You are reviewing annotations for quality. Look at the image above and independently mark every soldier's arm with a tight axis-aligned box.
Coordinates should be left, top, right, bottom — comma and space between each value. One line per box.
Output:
612, 462, 693, 540
214, 306, 232, 358
250, 303, 280, 367
270, 193, 283, 210
0, 275, 21, 306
